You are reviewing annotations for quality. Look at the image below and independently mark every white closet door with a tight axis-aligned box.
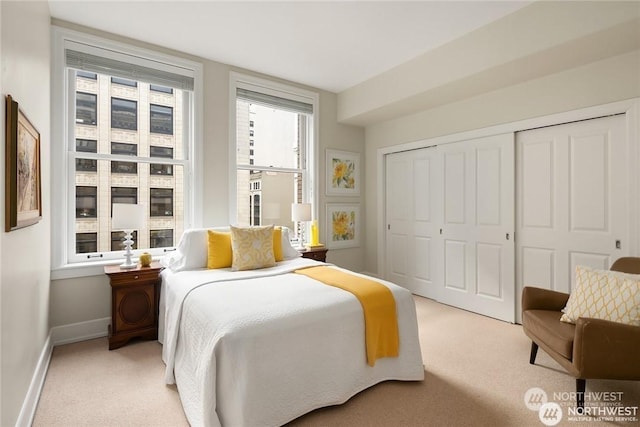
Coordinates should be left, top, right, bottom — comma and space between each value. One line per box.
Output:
385, 147, 441, 299
385, 134, 515, 322
439, 134, 515, 322
516, 115, 628, 321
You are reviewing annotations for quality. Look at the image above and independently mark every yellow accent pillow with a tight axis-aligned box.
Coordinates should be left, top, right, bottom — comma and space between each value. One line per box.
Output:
560, 265, 640, 326
207, 230, 232, 269
273, 226, 283, 262
230, 225, 276, 271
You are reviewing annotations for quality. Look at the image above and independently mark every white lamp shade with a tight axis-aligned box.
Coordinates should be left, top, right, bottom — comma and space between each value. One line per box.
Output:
291, 203, 312, 222
112, 203, 145, 230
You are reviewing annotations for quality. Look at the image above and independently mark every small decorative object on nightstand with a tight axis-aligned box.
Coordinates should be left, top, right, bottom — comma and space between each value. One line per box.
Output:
300, 246, 328, 262
104, 261, 163, 350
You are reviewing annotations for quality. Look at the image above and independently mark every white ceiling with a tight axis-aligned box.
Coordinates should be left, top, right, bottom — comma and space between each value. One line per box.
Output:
48, 1, 531, 93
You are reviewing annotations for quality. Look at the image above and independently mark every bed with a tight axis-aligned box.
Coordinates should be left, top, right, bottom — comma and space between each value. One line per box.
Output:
158, 227, 424, 427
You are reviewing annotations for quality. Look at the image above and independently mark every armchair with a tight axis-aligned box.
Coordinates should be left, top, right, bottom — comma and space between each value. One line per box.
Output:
522, 257, 640, 408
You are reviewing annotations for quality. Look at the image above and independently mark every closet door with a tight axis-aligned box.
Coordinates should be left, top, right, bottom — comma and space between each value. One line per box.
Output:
439, 134, 515, 322
516, 115, 629, 321
385, 147, 441, 299
385, 134, 515, 322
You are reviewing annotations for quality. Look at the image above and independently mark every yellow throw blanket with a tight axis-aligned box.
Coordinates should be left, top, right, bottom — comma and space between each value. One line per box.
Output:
295, 266, 399, 366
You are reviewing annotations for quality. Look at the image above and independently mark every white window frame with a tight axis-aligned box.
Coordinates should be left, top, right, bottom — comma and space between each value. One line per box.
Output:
51, 27, 203, 279
228, 72, 320, 225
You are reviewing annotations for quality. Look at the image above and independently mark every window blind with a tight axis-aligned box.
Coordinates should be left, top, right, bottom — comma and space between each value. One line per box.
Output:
237, 87, 313, 114
65, 42, 194, 91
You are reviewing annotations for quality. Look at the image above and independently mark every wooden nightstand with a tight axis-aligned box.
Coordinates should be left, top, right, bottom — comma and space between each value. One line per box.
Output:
104, 261, 163, 350
300, 247, 328, 262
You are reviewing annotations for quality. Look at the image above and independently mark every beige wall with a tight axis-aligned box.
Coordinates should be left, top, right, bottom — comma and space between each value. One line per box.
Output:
362, 50, 640, 275
333, 1, 640, 276
49, 22, 365, 330
338, 1, 640, 126
1, 1, 51, 426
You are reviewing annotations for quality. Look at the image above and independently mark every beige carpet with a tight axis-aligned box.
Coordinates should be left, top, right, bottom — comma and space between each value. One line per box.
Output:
33, 296, 639, 427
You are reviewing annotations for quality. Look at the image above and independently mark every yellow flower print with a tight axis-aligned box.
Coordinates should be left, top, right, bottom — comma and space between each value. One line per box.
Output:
332, 158, 355, 189
332, 210, 356, 241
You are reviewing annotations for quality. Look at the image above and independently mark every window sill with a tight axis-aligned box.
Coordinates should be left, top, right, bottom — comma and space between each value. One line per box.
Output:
51, 259, 130, 280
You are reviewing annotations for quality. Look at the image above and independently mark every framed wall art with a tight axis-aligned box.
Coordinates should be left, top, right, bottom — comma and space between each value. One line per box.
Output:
326, 204, 360, 249
5, 95, 42, 231
326, 149, 360, 196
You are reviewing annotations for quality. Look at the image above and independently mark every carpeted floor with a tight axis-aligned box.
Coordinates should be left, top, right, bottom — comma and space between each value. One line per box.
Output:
33, 296, 639, 427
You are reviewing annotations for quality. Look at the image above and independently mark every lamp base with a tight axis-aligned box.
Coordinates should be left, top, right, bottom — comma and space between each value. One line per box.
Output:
119, 260, 137, 269
120, 230, 136, 269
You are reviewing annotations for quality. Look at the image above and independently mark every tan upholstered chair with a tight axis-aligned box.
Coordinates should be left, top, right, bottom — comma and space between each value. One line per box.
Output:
522, 257, 640, 407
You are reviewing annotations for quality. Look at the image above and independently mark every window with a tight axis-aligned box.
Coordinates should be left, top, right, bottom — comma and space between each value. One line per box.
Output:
150, 146, 174, 175
111, 231, 138, 251
76, 92, 97, 125
150, 104, 173, 135
111, 187, 138, 206
150, 146, 173, 158
150, 84, 173, 94
77, 71, 97, 80
232, 74, 317, 235
76, 233, 97, 253
150, 188, 173, 216
111, 142, 138, 174
76, 159, 97, 172
76, 139, 97, 152
76, 139, 97, 172
111, 142, 137, 155
52, 28, 201, 271
150, 229, 173, 248
76, 186, 97, 218
111, 161, 137, 174
111, 77, 137, 87
252, 194, 261, 226
111, 97, 137, 130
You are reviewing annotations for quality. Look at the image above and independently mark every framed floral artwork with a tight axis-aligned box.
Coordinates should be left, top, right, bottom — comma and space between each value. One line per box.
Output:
326, 204, 360, 249
5, 95, 42, 231
326, 149, 360, 196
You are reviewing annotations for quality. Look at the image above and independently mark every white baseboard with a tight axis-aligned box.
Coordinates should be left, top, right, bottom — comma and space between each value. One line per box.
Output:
15, 332, 53, 427
51, 317, 110, 346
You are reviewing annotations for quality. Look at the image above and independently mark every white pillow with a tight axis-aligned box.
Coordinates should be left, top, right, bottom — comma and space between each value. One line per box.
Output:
160, 227, 228, 272
160, 225, 300, 272
279, 226, 302, 260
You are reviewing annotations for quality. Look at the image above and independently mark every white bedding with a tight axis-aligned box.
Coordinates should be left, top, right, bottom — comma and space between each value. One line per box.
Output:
160, 257, 424, 427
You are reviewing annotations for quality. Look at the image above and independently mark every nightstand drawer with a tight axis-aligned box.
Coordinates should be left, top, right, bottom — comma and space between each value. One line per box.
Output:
108, 270, 161, 287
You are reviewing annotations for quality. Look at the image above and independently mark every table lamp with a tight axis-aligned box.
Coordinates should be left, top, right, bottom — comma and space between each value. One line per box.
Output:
112, 203, 145, 269
291, 203, 311, 248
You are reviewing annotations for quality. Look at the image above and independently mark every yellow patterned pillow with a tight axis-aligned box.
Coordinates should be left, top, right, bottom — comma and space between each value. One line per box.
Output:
230, 225, 276, 271
207, 230, 232, 269
560, 265, 640, 326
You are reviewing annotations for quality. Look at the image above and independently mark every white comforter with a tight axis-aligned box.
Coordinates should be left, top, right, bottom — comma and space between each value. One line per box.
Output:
160, 258, 424, 427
